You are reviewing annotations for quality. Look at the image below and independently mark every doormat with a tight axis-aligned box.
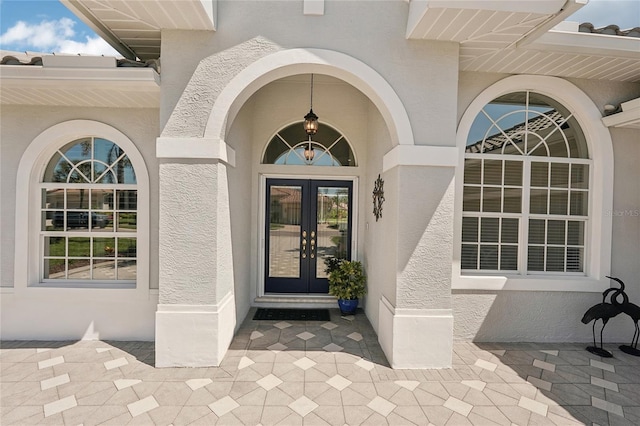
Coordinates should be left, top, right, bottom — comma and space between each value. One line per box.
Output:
253, 308, 330, 321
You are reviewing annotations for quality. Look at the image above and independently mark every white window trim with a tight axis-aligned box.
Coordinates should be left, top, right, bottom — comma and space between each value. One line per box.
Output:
14, 120, 150, 300
453, 75, 613, 292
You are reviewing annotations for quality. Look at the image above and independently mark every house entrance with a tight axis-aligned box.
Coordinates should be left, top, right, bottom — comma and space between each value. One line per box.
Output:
265, 179, 353, 293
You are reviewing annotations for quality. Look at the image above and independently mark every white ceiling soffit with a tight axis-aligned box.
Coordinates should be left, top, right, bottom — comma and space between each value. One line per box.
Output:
62, 0, 216, 60
0, 65, 160, 108
407, 0, 640, 82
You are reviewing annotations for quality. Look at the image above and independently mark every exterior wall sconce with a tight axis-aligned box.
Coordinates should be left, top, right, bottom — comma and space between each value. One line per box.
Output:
373, 174, 384, 221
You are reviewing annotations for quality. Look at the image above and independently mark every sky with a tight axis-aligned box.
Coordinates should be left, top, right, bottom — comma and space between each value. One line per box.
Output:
0, 0, 639, 56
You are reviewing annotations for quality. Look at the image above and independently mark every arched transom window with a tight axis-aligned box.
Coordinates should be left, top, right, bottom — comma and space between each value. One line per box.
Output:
462, 91, 590, 274
263, 122, 356, 166
41, 137, 137, 283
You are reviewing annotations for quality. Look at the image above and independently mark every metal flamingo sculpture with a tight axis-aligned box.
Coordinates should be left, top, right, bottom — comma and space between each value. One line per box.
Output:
581, 283, 626, 358
607, 276, 640, 357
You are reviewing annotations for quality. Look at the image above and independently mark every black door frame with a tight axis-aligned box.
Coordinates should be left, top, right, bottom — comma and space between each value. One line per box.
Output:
264, 178, 353, 294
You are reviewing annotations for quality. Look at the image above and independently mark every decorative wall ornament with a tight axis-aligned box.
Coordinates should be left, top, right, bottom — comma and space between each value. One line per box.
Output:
372, 174, 384, 221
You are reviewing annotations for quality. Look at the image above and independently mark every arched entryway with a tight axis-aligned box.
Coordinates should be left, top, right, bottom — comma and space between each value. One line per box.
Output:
155, 46, 414, 368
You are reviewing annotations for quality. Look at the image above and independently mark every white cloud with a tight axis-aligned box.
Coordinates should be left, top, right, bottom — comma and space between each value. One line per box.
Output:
0, 17, 119, 56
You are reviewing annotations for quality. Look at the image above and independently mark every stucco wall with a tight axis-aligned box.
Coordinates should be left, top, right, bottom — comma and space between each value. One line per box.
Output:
159, 0, 458, 146
0, 106, 160, 340
0, 105, 160, 289
454, 73, 640, 342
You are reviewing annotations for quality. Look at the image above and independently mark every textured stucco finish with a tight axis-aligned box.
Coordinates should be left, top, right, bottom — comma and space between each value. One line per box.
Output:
159, 162, 236, 305
396, 166, 455, 309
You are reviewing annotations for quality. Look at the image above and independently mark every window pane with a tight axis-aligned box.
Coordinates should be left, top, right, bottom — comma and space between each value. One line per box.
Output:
463, 186, 481, 212
479, 245, 498, 269
117, 260, 137, 280
501, 219, 519, 244
68, 237, 90, 257
117, 213, 137, 231
547, 220, 566, 245
566, 248, 583, 272
549, 190, 568, 215
503, 188, 522, 213
91, 189, 114, 210
571, 164, 589, 189
44, 211, 64, 231
93, 238, 116, 257
531, 162, 548, 187
64, 211, 91, 231
567, 221, 584, 246
67, 189, 89, 209
68, 259, 90, 279
482, 187, 502, 212
59, 139, 92, 164
93, 162, 109, 183
504, 161, 522, 186
92, 259, 116, 280
43, 152, 71, 183
44, 237, 65, 257
528, 246, 545, 271
480, 218, 499, 243
500, 245, 518, 270
464, 159, 481, 184
550, 163, 569, 188
529, 189, 548, 214
44, 259, 66, 279
570, 191, 588, 216
461, 245, 478, 269
483, 160, 502, 185
91, 212, 113, 232
462, 217, 478, 242
43, 189, 64, 209
546, 247, 565, 272
529, 220, 545, 244
118, 238, 137, 258
117, 190, 137, 211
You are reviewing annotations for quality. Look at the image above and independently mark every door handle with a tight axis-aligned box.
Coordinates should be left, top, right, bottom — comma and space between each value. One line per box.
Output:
301, 230, 307, 259
310, 238, 315, 259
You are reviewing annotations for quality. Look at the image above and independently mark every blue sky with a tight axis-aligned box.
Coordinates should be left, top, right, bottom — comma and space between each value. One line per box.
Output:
0, 0, 639, 56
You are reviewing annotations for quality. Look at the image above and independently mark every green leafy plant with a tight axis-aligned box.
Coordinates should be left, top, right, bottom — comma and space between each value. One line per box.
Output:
327, 259, 366, 300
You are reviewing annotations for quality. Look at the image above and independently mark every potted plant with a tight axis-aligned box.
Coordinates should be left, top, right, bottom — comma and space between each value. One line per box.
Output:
325, 257, 366, 315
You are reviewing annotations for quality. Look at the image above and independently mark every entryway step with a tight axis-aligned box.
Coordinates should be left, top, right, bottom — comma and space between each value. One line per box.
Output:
254, 295, 337, 309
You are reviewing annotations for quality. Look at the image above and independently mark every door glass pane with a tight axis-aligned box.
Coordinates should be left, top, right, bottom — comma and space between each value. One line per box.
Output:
316, 187, 350, 279
269, 185, 302, 278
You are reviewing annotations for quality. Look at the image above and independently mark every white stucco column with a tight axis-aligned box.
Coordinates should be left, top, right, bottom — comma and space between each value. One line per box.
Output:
154, 137, 237, 367
378, 146, 458, 368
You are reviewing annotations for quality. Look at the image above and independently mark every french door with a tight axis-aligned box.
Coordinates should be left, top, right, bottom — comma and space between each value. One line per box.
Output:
265, 179, 353, 293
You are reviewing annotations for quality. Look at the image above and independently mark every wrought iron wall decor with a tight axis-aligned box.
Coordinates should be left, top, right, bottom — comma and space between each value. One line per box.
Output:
581, 276, 640, 358
372, 174, 384, 221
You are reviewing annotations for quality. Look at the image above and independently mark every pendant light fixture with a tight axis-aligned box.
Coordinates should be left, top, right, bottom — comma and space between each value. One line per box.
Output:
303, 74, 318, 162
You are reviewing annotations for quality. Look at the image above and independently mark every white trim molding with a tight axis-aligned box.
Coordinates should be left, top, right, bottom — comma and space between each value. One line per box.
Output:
382, 145, 458, 172
156, 137, 236, 165
204, 48, 415, 148
155, 292, 236, 367
453, 75, 614, 292
378, 296, 453, 369
602, 98, 640, 129
14, 120, 150, 297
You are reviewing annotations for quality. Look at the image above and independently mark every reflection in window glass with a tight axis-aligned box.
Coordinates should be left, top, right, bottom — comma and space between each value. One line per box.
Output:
462, 91, 590, 274
262, 122, 356, 166
40, 137, 137, 282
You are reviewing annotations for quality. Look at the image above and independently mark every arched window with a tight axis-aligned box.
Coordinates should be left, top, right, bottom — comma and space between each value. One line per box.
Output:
40, 137, 138, 282
462, 91, 590, 274
262, 122, 356, 166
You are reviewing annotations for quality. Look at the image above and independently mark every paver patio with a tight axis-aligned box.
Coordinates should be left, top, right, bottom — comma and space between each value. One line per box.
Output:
2, 309, 639, 425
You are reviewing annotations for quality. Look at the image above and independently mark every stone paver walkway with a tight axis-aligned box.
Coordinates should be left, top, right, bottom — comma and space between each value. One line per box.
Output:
2, 309, 640, 425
